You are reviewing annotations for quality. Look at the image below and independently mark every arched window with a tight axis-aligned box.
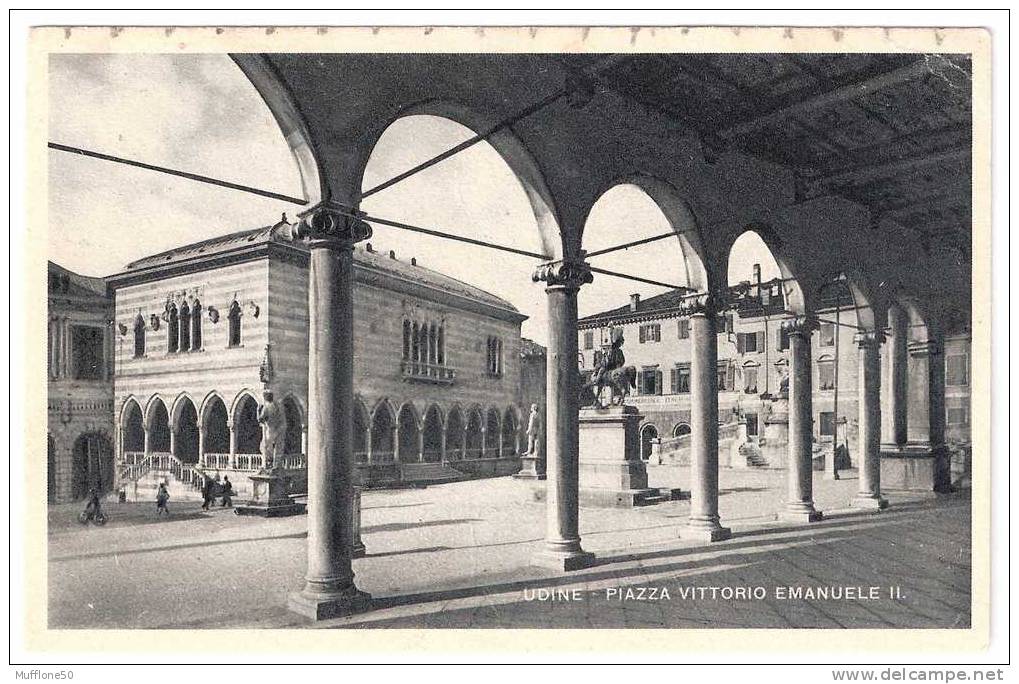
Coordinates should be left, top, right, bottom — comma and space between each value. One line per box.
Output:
428, 323, 437, 364
133, 314, 145, 358
166, 304, 179, 353
437, 324, 445, 365
179, 301, 191, 352
640, 424, 659, 460
418, 325, 428, 364
191, 300, 203, 350
402, 320, 411, 361
672, 423, 691, 438
228, 300, 242, 347
411, 322, 420, 363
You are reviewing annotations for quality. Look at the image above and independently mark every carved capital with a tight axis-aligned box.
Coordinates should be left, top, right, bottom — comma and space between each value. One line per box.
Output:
532, 257, 593, 291
293, 201, 372, 249
781, 314, 820, 340
907, 339, 942, 357
855, 329, 887, 349
677, 292, 726, 317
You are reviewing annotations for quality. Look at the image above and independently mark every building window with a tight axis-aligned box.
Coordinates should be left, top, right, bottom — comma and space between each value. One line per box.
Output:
677, 319, 690, 339
133, 314, 145, 358
745, 412, 759, 437
947, 407, 968, 425
716, 313, 734, 334
166, 303, 179, 353
486, 336, 503, 376
639, 367, 662, 395
670, 363, 691, 394
191, 301, 202, 350
819, 411, 836, 438
71, 326, 104, 380
639, 323, 661, 344
776, 325, 790, 351
583, 331, 594, 350
179, 301, 191, 352
672, 423, 691, 438
743, 363, 759, 394
818, 356, 836, 391
228, 300, 242, 347
402, 320, 411, 360
737, 331, 764, 354
717, 361, 734, 392
946, 354, 969, 386
819, 322, 836, 347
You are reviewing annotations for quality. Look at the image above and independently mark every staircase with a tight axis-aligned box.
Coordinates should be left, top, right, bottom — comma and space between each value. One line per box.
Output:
117, 452, 212, 503
399, 461, 464, 485
745, 451, 769, 468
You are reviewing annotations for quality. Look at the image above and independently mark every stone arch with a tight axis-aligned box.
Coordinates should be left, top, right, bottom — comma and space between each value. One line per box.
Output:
581, 174, 712, 291
397, 402, 420, 463
723, 225, 809, 315
502, 406, 521, 456
201, 393, 230, 455
353, 398, 370, 463
145, 396, 171, 452
232, 392, 262, 455
485, 407, 502, 457
370, 399, 397, 462
281, 394, 305, 455
640, 423, 659, 460
445, 404, 465, 461
672, 422, 691, 438
120, 397, 145, 453
465, 407, 484, 459
422, 404, 444, 463
171, 395, 200, 464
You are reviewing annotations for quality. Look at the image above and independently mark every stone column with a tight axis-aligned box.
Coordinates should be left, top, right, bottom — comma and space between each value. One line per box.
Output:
906, 339, 939, 448
881, 305, 909, 451
287, 202, 371, 620
417, 429, 425, 463
197, 426, 205, 467
143, 427, 151, 456
301, 426, 309, 457
780, 315, 823, 522
853, 330, 888, 509
227, 421, 237, 469
530, 256, 595, 571
680, 294, 731, 542
168, 422, 177, 458
440, 428, 447, 464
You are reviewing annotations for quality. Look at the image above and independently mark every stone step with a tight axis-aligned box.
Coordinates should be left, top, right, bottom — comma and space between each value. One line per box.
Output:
399, 462, 464, 484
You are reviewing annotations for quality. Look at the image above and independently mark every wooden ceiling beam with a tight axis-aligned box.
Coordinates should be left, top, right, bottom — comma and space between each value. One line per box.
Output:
815, 147, 970, 187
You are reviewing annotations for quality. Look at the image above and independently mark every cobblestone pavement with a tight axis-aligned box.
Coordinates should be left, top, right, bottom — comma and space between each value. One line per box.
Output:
47, 467, 971, 629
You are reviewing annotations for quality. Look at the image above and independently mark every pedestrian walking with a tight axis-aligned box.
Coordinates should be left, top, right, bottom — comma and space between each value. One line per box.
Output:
220, 476, 233, 508
201, 476, 215, 511
156, 482, 170, 516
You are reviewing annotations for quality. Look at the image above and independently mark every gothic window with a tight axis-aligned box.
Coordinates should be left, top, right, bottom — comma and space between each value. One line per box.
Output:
133, 314, 145, 358
437, 324, 445, 365
485, 336, 504, 376
411, 322, 420, 362
428, 323, 437, 364
228, 300, 242, 347
166, 303, 179, 353
817, 355, 836, 391
191, 301, 202, 350
402, 320, 411, 361
179, 301, 191, 352
418, 325, 428, 364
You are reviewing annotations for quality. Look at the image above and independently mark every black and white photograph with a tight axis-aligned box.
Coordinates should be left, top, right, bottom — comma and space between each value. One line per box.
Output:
10, 15, 1004, 672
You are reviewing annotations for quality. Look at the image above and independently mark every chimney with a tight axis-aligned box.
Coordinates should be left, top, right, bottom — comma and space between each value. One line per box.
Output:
411, 257, 417, 266
365, 242, 373, 253
752, 263, 762, 285
389, 250, 396, 260
629, 293, 640, 312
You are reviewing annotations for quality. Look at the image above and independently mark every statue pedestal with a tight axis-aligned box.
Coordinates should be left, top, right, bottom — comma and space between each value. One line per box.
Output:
577, 405, 681, 507
514, 453, 547, 480
761, 398, 789, 469
235, 468, 306, 517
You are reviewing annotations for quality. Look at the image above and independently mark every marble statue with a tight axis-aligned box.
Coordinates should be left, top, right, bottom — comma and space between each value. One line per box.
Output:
257, 389, 287, 470
525, 403, 541, 457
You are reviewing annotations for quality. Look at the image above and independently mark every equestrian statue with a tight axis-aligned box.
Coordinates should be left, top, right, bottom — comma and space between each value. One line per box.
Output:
581, 329, 636, 408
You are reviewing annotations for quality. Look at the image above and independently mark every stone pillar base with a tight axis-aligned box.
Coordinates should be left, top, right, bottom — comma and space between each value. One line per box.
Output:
681, 521, 732, 542
880, 446, 951, 492
531, 548, 596, 572
779, 506, 824, 523
234, 470, 305, 517
288, 588, 372, 621
852, 495, 889, 510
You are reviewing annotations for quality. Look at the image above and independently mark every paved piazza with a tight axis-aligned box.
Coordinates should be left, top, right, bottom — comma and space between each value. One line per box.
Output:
47, 468, 971, 629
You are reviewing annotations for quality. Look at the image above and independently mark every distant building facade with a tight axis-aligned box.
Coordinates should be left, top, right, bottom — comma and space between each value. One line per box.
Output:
47, 262, 115, 502
106, 218, 529, 490
578, 269, 972, 466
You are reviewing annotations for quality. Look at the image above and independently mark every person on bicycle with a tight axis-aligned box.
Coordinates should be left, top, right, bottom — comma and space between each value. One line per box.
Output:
156, 482, 170, 516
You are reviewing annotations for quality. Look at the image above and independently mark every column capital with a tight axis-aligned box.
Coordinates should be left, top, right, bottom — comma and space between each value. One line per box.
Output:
677, 290, 732, 317
532, 255, 593, 291
294, 201, 372, 249
855, 329, 886, 349
907, 339, 942, 357
781, 314, 820, 339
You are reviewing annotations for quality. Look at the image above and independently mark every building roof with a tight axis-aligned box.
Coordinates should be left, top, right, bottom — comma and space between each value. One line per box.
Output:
48, 261, 109, 300
118, 218, 521, 316
520, 337, 547, 358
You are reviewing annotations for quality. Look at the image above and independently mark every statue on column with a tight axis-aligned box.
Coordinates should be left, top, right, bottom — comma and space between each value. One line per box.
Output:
581, 329, 636, 408
525, 403, 542, 457
257, 389, 287, 471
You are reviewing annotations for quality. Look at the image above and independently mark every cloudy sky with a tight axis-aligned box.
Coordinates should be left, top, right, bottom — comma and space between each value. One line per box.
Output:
48, 54, 777, 344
